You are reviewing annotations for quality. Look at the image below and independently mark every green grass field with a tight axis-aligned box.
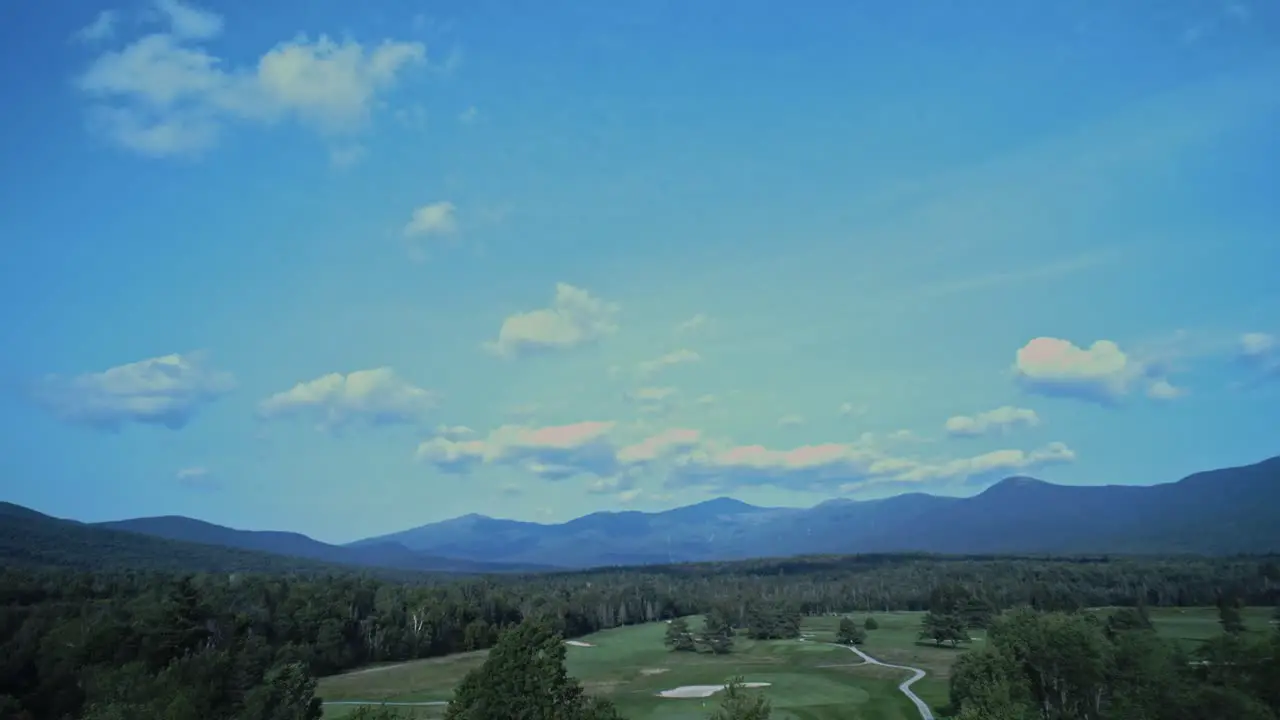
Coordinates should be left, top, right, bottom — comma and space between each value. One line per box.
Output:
317, 607, 1277, 719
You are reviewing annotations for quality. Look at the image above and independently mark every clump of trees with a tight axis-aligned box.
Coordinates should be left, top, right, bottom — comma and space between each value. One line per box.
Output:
664, 617, 698, 651
948, 605, 1280, 719
835, 617, 866, 645
699, 610, 736, 654
744, 602, 801, 640
664, 611, 736, 654
919, 584, 973, 647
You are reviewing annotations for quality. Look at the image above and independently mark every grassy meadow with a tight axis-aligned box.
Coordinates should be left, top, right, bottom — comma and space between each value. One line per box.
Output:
317, 606, 1277, 719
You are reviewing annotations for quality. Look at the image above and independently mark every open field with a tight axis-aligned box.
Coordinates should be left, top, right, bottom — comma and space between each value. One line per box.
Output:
318, 607, 1277, 719
1120, 605, 1275, 649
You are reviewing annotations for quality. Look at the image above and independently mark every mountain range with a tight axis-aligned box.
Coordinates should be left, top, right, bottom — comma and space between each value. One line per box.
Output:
3, 455, 1277, 573
350, 455, 1280, 566
0, 502, 551, 576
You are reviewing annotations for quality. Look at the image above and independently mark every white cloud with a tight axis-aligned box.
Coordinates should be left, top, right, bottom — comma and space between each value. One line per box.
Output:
625, 386, 679, 415
176, 465, 218, 489
329, 144, 366, 168
777, 414, 805, 427
434, 424, 474, 438
1012, 337, 1175, 405
636, 349, 700, 378
402, 201, 458, 260
674, 313, 708, 334
420, 422, 703, 492
76, 1, 426, 157
34, 352, 235, 431
458, 105, 479, 124
617, 488, 644, 504
667, 436, 1075, 494
417, 420, 620, 480
945, 406, 1040, 438
1240, 332, 1277, 358
616, 428, 702, 464
420, 414, 1074, 498
404, 201, 458, 237
1145, 378, 1187, 400
152, 0, 222, 40
73, 10, 118, 43
838, 402, 868, 418
1238, 332, 1279, 379
258, 367, 435, 432
485, 283, 619, 358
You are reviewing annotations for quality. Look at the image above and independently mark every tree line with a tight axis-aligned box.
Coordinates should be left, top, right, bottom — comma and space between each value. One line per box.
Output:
2, 553, 1279, 718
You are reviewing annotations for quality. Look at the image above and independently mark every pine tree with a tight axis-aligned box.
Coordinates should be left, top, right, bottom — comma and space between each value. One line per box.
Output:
664, 617, 697, 652
698, 611, 735, 654
444, 617, 619, 720
240, 662, 324, 720
1218, 597, 1246, 635
707, 677, 771, 720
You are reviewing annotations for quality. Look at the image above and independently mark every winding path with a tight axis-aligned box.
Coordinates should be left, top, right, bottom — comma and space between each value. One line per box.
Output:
800, 638, 934, 720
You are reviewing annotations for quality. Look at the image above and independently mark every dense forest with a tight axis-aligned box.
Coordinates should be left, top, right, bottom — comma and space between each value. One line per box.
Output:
3, 553, 1279, 719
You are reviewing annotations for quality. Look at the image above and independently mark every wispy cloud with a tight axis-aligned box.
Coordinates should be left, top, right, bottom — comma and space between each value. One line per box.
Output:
72, 10, 118, 43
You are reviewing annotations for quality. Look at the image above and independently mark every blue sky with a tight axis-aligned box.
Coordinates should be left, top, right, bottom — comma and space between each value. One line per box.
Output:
1, 0, 1278, 543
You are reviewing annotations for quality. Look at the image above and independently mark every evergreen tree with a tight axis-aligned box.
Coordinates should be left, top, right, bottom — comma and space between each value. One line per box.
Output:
240, 662, 324, 720
920, 610, 967, 647
444, 617, 617, 720
863, 616, 879, 631
835, 617, 865, 645
1104, 606, 1154, 638
149, 575, 212, 668
664, 617, 697, 652
707, 676, 771, 720
921, 583, 970, 647
698, 611, 735, 655
744, 603, 801, 640
1219, 595, 1246, 635
960, 596, 996, 630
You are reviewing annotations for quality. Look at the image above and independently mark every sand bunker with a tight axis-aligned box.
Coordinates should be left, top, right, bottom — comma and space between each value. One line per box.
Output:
658, 683, 771, 698
564, 640, 595, 647
639, 668, 669, 676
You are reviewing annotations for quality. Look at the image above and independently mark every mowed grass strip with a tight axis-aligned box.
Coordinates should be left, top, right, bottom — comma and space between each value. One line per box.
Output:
319, 649, 487, 703
1134, 606, 1275, 648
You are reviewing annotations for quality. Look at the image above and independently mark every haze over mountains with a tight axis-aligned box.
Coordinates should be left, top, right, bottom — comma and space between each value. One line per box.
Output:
350, 455, 1280, 567
2, 455, 1276, 573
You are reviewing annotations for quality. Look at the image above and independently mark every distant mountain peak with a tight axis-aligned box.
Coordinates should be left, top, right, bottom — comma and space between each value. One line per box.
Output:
692, 496, 759, 512
981, 475, 1052, 493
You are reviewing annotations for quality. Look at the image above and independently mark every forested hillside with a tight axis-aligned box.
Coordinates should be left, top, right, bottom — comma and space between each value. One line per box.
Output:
0, 502, 434, 582
3, 552, 1279, 719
